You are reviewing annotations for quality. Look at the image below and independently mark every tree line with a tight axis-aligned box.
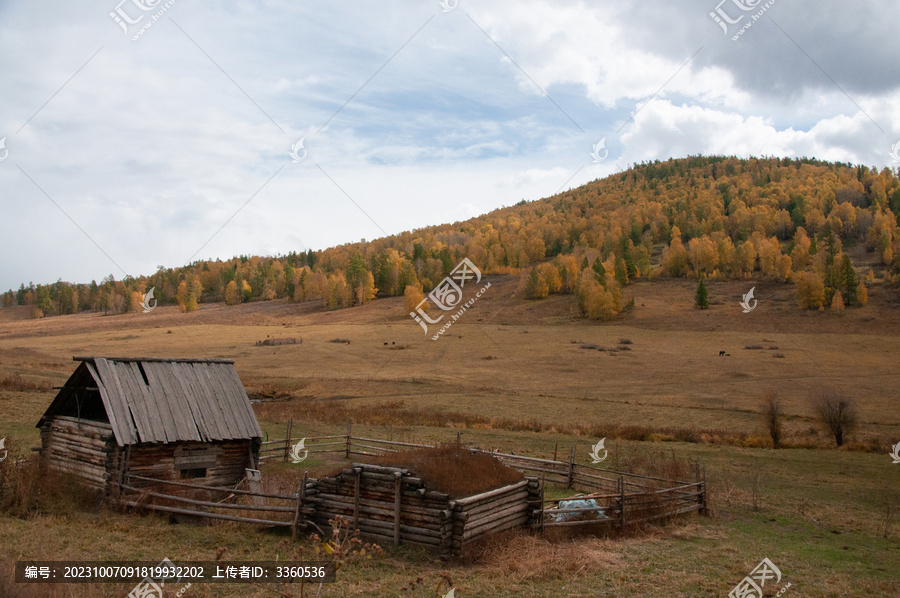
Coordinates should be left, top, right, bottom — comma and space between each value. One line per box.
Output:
4, 156, 898, 319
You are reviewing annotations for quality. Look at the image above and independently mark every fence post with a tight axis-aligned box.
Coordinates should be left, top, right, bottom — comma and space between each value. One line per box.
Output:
353, 468, 361, 531
345, 421, 352, 458
283, 418, 293, 463
393, 471, 402, 546
618, 476, 626, 529
292, 471, 307, 541
700, 465, 708, 516
566, 445, 575, 489
552, 441, 558, 462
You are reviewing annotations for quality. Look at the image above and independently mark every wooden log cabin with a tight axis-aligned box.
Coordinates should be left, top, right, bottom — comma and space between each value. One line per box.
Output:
36, 357, 263, 493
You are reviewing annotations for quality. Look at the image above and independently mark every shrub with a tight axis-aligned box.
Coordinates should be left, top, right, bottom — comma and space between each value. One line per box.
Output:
812, 389, 858, 447
762, 392, 783, 449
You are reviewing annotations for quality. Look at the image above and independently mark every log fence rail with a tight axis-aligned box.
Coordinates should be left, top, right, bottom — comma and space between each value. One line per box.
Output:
116, 423, 706, 546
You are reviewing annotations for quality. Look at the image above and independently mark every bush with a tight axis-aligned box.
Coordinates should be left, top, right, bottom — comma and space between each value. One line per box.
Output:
812, 389, 858, 447
762, 392, 783, 449
0, 453, 99, 518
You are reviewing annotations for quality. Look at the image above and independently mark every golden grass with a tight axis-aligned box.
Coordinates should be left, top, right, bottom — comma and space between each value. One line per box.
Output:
1, 276, 899, 596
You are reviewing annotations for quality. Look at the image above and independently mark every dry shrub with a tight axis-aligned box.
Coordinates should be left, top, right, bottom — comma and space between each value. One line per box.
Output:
0, 372, 51, 392
762, 392, 783, 448
811, 389, 858, 447
0, 453, 99, 518
370, 446, 523, 498
742, 435, 772, 449
607, 448, 695, 486
463, 530, 618, 580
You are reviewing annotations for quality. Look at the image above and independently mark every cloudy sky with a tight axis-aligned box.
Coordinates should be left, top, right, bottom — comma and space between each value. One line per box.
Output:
1, 0, 898, 291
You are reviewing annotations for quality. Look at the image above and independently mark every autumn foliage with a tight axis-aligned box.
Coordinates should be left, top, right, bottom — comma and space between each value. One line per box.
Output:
5, 156, 899, 319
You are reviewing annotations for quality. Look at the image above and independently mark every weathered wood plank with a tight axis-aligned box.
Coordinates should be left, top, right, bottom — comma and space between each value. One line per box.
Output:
141, 361, 200, 442
86, 360, 135, 445
221, 365, 263, 438
171, 362, 219, 441
121, 361, 166, 443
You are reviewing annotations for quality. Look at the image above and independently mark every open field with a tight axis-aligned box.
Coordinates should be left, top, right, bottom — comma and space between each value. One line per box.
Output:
1, 276, 899, 596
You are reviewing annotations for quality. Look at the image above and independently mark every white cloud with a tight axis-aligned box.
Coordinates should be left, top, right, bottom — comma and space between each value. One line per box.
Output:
0, 0, 898, 290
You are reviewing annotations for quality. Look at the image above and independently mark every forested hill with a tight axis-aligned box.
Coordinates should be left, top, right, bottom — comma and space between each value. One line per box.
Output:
4, 156, 900, 320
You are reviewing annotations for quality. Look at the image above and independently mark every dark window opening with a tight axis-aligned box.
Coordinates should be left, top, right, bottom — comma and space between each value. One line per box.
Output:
180, 468, 207, 479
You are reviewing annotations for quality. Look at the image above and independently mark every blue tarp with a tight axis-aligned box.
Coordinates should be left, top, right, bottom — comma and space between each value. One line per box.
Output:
552, 498, 607, 522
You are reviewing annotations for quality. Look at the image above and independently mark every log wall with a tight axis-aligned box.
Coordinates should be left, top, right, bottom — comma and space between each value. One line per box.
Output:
40, 415, 117, 490
125, 440, 255, 490
40, 415, 257, 494
303, 464, 540, 557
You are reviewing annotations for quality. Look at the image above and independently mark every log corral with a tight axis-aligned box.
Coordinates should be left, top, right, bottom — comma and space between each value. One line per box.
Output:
36, 356, 263, 497
303, 452, 542, 558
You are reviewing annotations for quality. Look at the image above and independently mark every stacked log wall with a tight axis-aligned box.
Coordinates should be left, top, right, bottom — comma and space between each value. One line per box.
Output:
304, 464, 454, 552
450, 477, 541, 551
304, 465, 537, 557
40, 415, 116, 490
125, 440, 254, 490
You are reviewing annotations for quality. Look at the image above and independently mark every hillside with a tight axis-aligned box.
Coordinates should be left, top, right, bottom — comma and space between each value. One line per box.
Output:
3, 156, 899, 322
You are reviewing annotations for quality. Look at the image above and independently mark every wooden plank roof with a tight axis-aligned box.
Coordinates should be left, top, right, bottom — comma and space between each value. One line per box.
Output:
38, 357, 263, 446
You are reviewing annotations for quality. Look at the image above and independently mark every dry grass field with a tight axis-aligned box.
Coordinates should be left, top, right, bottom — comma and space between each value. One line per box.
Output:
1, 275, 899, 597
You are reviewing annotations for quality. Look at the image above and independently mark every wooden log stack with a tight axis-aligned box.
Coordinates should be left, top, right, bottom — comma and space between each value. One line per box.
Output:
303, 465, 539, 557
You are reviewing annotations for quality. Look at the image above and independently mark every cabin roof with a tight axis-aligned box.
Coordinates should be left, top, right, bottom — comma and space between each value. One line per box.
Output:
38, 357, 263, 446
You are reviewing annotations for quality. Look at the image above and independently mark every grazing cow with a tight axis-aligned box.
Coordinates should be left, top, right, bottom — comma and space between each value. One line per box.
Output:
719, 350, 726, 356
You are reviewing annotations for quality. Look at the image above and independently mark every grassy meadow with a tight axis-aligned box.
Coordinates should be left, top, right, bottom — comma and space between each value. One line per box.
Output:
1, 274, 899, 597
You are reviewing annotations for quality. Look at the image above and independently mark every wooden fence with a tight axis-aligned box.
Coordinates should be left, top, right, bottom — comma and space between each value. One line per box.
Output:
116, 471, 312, 539
282, 424, 707, 534
117, 422, 706, 543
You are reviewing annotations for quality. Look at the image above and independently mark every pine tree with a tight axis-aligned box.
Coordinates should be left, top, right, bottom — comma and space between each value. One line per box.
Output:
839, 255, 857, 304
524, 268, 541, 299
615, 258, 628, 286
592, 258, 606, 284
695, 278, 709, 309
